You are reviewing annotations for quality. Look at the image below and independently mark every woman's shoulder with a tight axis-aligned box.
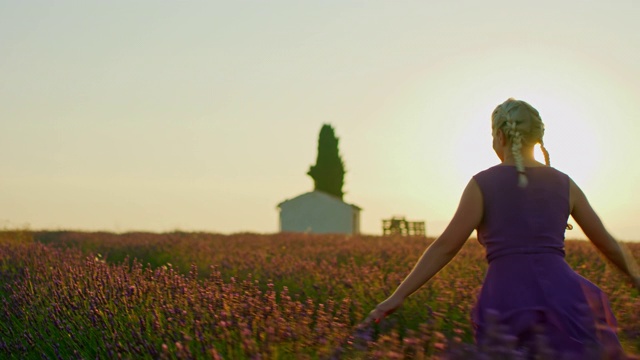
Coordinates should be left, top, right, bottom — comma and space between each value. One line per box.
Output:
472, 164, 570, 184
474, 163, 568, 174
472, 164, 513, 178
472, 165, 506, 188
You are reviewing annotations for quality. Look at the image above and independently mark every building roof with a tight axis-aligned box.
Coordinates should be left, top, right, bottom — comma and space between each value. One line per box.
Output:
277, 190, 362, 210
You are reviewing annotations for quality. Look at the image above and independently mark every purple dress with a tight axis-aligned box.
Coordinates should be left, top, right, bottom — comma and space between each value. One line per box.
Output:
471, 165, 625, 359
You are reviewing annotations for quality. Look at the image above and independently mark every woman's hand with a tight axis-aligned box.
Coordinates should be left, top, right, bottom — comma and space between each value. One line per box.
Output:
361, 295, 404, 327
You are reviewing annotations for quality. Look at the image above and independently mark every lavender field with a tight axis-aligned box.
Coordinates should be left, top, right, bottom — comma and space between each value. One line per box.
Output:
0, 230, 638, 359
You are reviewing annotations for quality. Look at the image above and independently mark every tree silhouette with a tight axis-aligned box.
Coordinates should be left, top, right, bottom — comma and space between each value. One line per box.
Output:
307, 124, 346, 199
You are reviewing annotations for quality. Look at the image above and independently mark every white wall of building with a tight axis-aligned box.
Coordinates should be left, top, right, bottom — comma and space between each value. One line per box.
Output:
278, 191, 360, 234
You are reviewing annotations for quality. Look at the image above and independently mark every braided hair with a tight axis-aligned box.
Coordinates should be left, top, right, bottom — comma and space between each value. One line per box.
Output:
491, 98, 549, 187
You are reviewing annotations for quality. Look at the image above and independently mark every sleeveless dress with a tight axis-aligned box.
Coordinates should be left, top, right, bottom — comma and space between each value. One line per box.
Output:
471, 165, 625, 359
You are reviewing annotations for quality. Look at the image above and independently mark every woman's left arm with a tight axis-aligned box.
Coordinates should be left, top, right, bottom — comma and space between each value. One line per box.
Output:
363, 178, 483, 325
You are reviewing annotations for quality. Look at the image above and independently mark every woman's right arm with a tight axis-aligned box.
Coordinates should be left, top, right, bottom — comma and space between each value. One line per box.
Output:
570, 178, 640, 288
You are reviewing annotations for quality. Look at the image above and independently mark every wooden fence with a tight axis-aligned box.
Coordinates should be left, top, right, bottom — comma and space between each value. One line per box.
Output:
382, 216, 426, 236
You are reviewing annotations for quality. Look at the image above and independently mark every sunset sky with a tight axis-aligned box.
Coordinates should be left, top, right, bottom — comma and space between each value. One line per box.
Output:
2, 1, 639, 240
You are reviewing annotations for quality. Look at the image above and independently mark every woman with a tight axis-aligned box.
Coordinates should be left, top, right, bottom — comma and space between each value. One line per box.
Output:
364, 98, 640, 358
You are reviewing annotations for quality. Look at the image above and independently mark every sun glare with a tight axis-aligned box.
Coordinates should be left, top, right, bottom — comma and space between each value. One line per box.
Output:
529, 96, 603, 188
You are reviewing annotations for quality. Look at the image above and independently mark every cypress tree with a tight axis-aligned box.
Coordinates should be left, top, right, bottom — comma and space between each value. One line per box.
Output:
307, 124, 346, 199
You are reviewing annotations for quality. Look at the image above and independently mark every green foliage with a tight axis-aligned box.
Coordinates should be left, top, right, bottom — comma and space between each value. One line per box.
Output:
307, 124, 346, 199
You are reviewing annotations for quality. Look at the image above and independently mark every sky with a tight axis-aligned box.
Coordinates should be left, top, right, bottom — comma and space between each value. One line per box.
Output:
1, 1, 640, 241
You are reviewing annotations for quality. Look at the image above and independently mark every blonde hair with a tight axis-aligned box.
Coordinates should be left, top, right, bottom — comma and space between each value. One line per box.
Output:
492, 98, 550, 187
